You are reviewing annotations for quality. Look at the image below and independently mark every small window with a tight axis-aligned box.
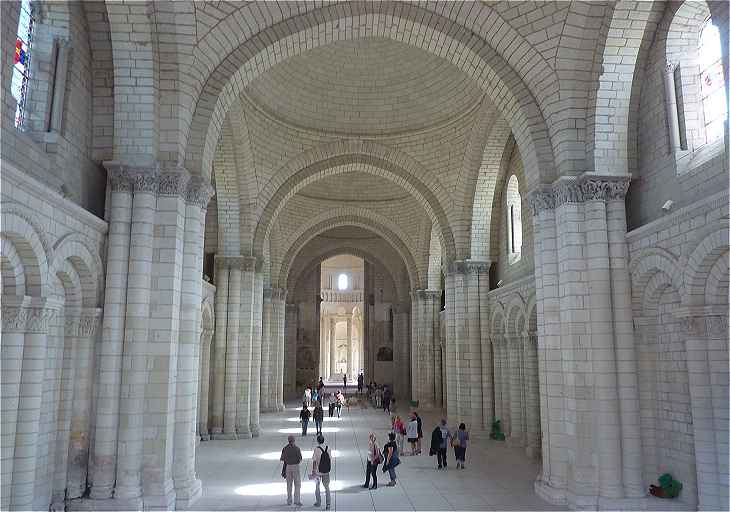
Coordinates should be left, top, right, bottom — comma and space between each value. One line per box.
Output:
698, 17, 726, 144
505, 175, 522, 265
337, 273, 348, 291
11, 0, 34, 129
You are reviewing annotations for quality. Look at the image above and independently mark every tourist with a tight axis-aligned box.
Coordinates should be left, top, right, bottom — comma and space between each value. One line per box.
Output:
430, 419, 451, 469
280, 435, 303, 506
382, 432, 400, 486
393, 415, 406, 455
310, 434, 331, 510
304, 386, 312, 407
415, 412, 423, 454
313, 402, 324, 435
343, 373, 347, 390
374, 386, 382, 408
300, 403, 311, 436
335, 390, 345, 417
406, 414, 419, 455
317, 377, 325, 396
382, 385, 392, 413
363, 432, 381, 490
312, 388, 319, 404
453, 422, 469, 469
357, 372, 364, 394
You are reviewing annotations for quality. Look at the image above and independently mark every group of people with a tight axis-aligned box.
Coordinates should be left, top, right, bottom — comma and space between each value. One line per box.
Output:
300, 381, 348, 436
365, 382, 394, 412
280, 434, 333, 509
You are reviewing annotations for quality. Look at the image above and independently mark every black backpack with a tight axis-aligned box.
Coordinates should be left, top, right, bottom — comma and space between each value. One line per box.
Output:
318, 446, 331, 474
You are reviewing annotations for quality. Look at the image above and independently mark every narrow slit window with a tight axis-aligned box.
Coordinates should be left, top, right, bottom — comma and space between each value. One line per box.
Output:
506, 175, 522, 265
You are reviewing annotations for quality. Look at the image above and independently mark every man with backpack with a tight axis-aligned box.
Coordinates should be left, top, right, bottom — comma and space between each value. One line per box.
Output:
310, 434, 331, 509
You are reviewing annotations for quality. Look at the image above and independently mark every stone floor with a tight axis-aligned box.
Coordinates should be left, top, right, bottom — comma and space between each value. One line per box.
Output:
195, 399, 566, 511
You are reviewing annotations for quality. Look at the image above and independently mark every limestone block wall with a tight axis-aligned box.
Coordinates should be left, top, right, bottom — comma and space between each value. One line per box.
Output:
627, 189, 729, 510
1, 163, 106, 511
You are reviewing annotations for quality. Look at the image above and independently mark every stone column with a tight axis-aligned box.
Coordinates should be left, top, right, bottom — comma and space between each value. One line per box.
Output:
10, 299, 58, 510
172, 176, 212, 508
114, 166, 157, 505
329, 317, 336, 380
479, 273, 493, 430
663, 61, 682, 152
66, 309, 102, 498
221, 261, 242, 439
260, 289, 273, 411
393, 304, 410, 401
271, 288, 287, 411
1, 297, 28, 510
197, 328, 213, 441
319, 315, 326, 379
410, 292, 422, 402
444, 274, 456, 418
236, 257, 257, 438
679, 311, 728, 511
492, 336, 504, 430
210, 260, 228, 435
524, 331, 541, 459
285, 303, 298, 397
507, 335, 525, 446
249, 271, 264, 435
420, 291, 436, 407
346, 317, 353, 381
89, 165, 133, 499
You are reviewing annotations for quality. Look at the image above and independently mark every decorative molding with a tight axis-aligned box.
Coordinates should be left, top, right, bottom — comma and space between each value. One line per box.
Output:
528, 174, 631, 211
664, 60, 676, 74
186, 176, 215, 208
552, 178, 582, 206
104, 162, 159, 194
679, 315, 728, 337
242, 256, 257, 273
2, 305, 28, 332
270, 288, 288, 301
158, 169, 191, 197
446, 259, 489, 276
215, 256, 245, 270
527, 187, 555, 216
25, 305, 58, 333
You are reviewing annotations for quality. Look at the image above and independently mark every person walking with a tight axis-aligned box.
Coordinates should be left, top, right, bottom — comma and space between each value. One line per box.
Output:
304, 386, 312, 407
363, 432, 381, 490
318, 377, 325, 394
382, 432, 400, 486
310, 434, 332, 510
343, 373, 347, 390
300, 403, 311, 436
406, 414, 419, 455
415, 412, 423, 454
335, 390, 345, 417
382, 386, 392, 413
280, 435, 303, 506
313, 402, 324, 435
433, 419, 451, 469
357, 372, 364, 394
453, 422, 469, 469
393, 415, 406, 455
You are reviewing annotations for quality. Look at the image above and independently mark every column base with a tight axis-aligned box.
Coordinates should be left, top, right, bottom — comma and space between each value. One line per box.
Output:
200, 433, 210, 441
67, 496, 143, 511
250, 424, 260, 437
174, 477, 202, 509
214, 432, 238, 440
237, 427, 252, 439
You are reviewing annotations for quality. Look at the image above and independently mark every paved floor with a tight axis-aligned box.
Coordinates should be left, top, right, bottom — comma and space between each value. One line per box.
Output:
195, 399, 566, 511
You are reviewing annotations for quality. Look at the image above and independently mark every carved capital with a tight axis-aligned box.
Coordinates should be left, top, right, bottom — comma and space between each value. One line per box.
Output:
242, 256, 257, 273
423, 290, 442, 301
527, 186, 555, 216
215, 256, 244, 270
2, 305, 28, 332
552, 178, 582, 207
25, 305, 58, 334
186, 175, 215, 208
579, 175, 630, 202
104, 162, 159, 194
445, 260, 489, 276
158, 169, 191, 197
680, 315, 728, 337
270, 288, 288, 301
393, 302, 410, 315
664, 60, 676, 74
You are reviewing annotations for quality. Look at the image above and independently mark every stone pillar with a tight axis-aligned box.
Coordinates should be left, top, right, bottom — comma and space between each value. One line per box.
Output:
260, 289, 273, 412
172, 176, 212, 508
524, 331, 541, 459
271, 288, 287, 411
679, 311, 728, 511
507, 335, 525, 446
285, 303, 298, 397
479, 275, 493, 430
197, 328, 213, 441
89, 166, 133, 499
529, 174, 637, 508
9, 299, 58, 509
329, 317, 336, 380
236, 257, 257, 438
221, 261, 242, 439
114, 166, 157, 505
66, 309, 102, 498
210, 261, 228, 435
663, 61, 682, 152
444, 274, 456, 418
444, 261, 488, 430
393, 304, 410, 402
420, 291, 435, 407
249, 272, 264, 435
346, 317, 352, 381
410, 292, 421, 402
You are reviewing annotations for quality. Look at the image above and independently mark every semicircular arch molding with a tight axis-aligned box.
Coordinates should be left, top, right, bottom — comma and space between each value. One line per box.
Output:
184, 3, 557, 188
287, 245, 406, 303
274, 211, 422, 293
0, 208, 51, 296
683, 226, 730, 307
253, 141, 456, 262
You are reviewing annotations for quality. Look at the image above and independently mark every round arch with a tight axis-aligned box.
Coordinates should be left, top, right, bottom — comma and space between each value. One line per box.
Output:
275, 213, 422, 292
183, 3, 557, 187
253, 141, 456, 262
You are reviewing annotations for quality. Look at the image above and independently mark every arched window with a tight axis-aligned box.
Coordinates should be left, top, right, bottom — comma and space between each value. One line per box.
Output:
505, 175, 522, 265
11, 0, 34, 128
337, 273, 348, 291
698, 17, 726, 144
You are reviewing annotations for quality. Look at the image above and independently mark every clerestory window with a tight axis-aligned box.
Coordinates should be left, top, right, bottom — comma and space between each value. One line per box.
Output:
337, 273, 348, 291
506, 175, 522, 265
11, 0, 34, 129
698, 17, 726, 145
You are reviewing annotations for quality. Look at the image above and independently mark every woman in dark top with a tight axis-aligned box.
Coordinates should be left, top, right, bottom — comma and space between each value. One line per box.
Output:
382, 432, 400, 486
299, 403, 311, 436
313, 403, 324, 435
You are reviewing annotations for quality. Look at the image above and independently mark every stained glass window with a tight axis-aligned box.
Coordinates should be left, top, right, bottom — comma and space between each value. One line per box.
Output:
11, 0, 34, 129
698, 17, 726, 144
